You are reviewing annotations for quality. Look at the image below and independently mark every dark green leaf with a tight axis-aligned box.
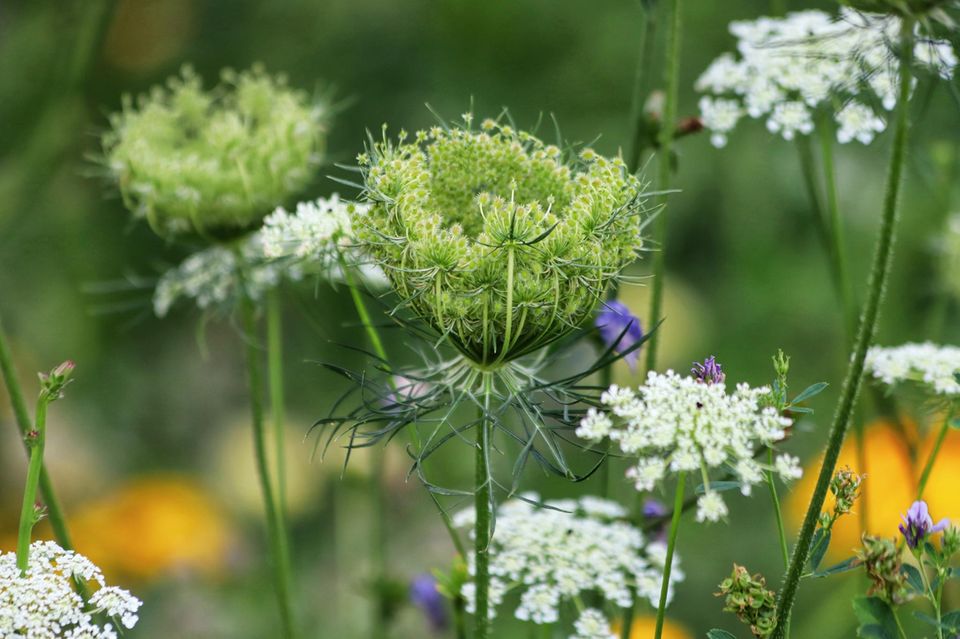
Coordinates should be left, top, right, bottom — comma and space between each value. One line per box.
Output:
808, 528, 832, 572
812, 556, 861, 578
791, 381, 829, 404
941, 610, 960, 633
853, 596, 898, 639
902, 564, 924, 593
913, 611, 944, 629
706, 630, 738, 639
695, 481, 742, 495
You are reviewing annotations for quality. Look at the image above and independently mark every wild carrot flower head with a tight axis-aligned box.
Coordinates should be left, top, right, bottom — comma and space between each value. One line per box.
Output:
899, 500, 950, 549
453, 494, 681, 634
0, 541, 142, 637
865, 342, 960, 396
353, 114, 648, 367
103, 65, 328, 238
577, 371, 798, 522
595, 300, 644, 371
696, 9, 957, 147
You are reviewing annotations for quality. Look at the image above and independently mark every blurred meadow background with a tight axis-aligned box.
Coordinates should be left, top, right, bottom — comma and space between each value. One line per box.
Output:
1, 0, 959, 637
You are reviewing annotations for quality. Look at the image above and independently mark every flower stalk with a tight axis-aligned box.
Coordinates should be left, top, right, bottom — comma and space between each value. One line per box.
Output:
644, 0, 682, 375
266, 288, 288, 512
16, 394, 48, 573
473, 372, 495, 639
917, 404, 957, 500
654, 471, 686, 639
237, 268, 297, 639
770, 18, 915, 639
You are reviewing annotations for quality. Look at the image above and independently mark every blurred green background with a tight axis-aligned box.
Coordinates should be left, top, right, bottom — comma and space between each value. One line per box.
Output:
1, 0, 958, 637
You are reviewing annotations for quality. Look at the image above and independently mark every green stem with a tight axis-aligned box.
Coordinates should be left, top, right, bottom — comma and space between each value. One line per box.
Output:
619, 593, 636, 639
266, 288, 288, 513
654, 472, 685, 639
918, 560, 943, 639
767, 451, 790, 571
917, 405, 956, 500
626, 1, 660, 175
238, 282, 297, 639
16, 398, 47, 573
770, 20, 915, 639
644, 0, 681, 376
0, 316, 74, 551
892, 608, 909, 639
818, 120, 855, 343
474, 372, 494, 639
454, 596, 468, 639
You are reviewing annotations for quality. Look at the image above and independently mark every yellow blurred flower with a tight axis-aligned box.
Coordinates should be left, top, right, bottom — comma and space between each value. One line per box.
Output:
612, 615, 692, 639
70, 475, 232, 583
787, 416, 960, 562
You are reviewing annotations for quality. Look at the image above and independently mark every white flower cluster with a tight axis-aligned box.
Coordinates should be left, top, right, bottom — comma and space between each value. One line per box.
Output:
455, 494, 680, 638
1, 541, 141, 638
578, 373, 799, 523
696, 9, 957, 147
865, 342, 960, 396
153, 195, 383, 317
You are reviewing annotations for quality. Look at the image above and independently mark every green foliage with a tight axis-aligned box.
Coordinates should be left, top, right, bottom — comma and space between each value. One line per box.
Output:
354, 114, 648, 366
103, 65, 328, 238
707, 630, 739, 639
852, 596, 899, 639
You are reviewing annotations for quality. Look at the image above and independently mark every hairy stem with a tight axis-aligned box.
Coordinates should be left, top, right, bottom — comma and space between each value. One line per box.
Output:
474, 372, 494, 639
644, 0, 682, 375
238, 280, 297, 639
917, 405, 956, 500
0, 316, 74, 551
16, 397, 47, 573
770, 21, 915, 639
654, 472, 685, 639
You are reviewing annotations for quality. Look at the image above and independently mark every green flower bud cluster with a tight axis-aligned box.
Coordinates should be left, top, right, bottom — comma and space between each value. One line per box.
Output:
355, 115, 647, 367
103, 65, 328, 239
717, 564, 778, 638
818, 466, 864, 529
858, 535, 908, 605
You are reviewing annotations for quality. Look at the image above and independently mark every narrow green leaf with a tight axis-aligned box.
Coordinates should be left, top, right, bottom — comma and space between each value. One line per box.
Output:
901, 564, 924, 594
941, 610, 960, 632
807, 528, 832, 572
695, 480, 742, 495
811, 556, 860, 578
791, 381, 829, 404
706, 630, 738, 639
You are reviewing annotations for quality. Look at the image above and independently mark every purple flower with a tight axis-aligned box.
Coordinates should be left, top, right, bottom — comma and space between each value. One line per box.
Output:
595, 301, 644, 371
692, 356, 726, 385
642, 498, 668, 542
409, 574, 448, 632
899, 500, 949, 549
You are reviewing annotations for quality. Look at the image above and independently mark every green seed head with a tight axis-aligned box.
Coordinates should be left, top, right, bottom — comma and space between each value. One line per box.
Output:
102, 65, 328, 239
355, 115, 647, 367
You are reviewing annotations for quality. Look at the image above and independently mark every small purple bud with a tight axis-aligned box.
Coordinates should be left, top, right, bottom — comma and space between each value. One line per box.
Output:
899, 500, 949, 549
409, 574, 448, 632
692, 356, 725, 385
595, 301, 644, 371
642, 498, 668, 542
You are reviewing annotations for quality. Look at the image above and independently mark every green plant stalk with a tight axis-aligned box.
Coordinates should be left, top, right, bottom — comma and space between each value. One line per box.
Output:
0, 317, 74, 551
819, 121, 855, 343
626, 1, 660, 175
474, 372, 494, 639
644, 0, 681, 376
16, 397, 47, 573
770, 20, 915, 639
654, 471, 686, 639
266, 289, 288, 513
892, 608, 909, 639
917, 405, 957, 500
238, 286, 297, 639
619, 590, 636, 639
917, 557, 943, 639
766, 450, 792, 639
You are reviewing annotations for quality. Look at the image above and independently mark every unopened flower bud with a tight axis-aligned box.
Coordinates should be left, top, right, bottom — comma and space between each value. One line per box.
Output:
859, 535, 908, 605
716, 564, 777, 638
38, 360, 75, 401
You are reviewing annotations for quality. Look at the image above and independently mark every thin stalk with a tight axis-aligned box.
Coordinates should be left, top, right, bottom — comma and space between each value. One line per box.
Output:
767, 450, 790, 571
917, 405, 956, 500
644, 0, 682, 375
619, 592, 636, 639
266, 288, 288, 512
474, 372, 494, 639
0, 316, 74, 550
770, 20, 915, 639
819, 121, 855, 342
626, 1, 660, 175
16, 398, 47, 572
654, 472, 686, 639
918, 560, 943, 639
237, 282, 297, 639
892, 608, 909, 639
370, 447, 388, 639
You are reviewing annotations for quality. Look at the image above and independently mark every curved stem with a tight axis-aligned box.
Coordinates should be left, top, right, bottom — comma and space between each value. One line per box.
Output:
16, 398, 47, 573
892, 608, 909, 639
644, 0, 682, 376
654, 472, 685, 639
266, 289, 288, 514
917, 405, 956, 500
770, 20, 915, 639
626, 1, 660, 175
238, 282, 297, 639
474, 372, 494, 639
0, 316, 74, 551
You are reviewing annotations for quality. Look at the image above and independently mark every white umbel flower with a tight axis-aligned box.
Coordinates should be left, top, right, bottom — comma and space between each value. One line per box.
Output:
580, 371, 799, 522
865, 342, 960, 396
260, 194, 365, 260
696, 9, 957, 147
457, 494, 681, 635
0, 541, 142, 638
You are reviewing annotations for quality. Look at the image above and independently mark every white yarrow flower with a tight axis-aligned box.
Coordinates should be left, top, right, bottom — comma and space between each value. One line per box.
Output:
865, 342, 960, 396
456, 494, 681, 634
0, 541, 142, 638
